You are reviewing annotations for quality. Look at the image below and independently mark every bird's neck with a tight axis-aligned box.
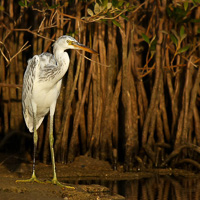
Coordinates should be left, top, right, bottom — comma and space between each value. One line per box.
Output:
53, 47, 70, 79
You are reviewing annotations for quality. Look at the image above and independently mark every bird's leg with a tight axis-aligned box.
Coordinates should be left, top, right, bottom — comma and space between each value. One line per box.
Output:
49, 114, 57, 183
48, 112, 74, 189
16, 112, 43, 183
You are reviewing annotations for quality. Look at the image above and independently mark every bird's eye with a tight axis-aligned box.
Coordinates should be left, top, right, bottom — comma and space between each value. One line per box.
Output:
67, 40, 73, 45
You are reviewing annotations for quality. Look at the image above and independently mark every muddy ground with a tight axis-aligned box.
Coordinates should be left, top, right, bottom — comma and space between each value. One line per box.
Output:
0, 153, 198, 200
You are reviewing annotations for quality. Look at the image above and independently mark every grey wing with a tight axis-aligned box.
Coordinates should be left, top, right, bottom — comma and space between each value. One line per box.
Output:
38, 53, 59, 82
22, 55, 40, 132
39, 52, 56, 66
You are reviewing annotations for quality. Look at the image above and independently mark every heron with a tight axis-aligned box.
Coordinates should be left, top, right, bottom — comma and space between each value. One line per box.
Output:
17, 35, 97, 187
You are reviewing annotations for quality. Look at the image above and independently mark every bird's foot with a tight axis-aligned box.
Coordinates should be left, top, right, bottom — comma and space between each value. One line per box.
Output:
47, 178, 75, 189
16, 174, 44, 184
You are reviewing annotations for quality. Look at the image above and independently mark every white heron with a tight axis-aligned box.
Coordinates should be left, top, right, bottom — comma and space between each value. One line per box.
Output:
17, 35, 97, 187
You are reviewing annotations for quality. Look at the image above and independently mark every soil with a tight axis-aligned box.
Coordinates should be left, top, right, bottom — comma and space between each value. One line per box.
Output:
0, 153, 198, 200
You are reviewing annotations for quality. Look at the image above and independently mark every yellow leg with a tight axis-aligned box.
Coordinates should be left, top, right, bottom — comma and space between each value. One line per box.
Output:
49, 114, 74, 189
16, 112, 43, 184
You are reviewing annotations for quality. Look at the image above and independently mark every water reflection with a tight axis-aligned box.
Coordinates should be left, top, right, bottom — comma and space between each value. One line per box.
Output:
67, 176, 200, 200
115, 176, 199, 200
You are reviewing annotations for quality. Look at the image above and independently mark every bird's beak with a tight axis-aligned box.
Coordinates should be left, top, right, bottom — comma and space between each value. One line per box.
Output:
73, 42, 98, 54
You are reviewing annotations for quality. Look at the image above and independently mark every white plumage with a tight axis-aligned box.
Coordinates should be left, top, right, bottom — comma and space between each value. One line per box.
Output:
18, 35, 97, 187
22, 52, 62, 132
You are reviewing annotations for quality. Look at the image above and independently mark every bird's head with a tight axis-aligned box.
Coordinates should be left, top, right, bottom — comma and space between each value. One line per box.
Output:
53, 35, 98, 54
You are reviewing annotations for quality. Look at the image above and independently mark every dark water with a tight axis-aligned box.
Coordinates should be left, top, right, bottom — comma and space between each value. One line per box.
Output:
66, 176, 200, 200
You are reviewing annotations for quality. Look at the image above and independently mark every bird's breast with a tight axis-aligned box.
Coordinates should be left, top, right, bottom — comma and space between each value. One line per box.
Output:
32, 80, 62, 109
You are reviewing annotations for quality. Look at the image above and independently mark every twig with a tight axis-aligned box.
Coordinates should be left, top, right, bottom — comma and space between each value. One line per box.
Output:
76, 50, 110, 67
57, 10, 84, 22
83, 2, 145, 23
50, 10, 57, 25
8, 41, 31, 65
140, 63, 156, 77
0, 41, 11, 60
0, 83, 22, 88
161, 144, 200, 167
0, 41, 31, 67
43, 33, 56, 52
38, 15, 46, 33
167, 44, 198, 68
33, 24, 57, 32
0, 48, 9, 63
2, 28, 12, 43
175, 158, 200, 170
13, 28, 55, 42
